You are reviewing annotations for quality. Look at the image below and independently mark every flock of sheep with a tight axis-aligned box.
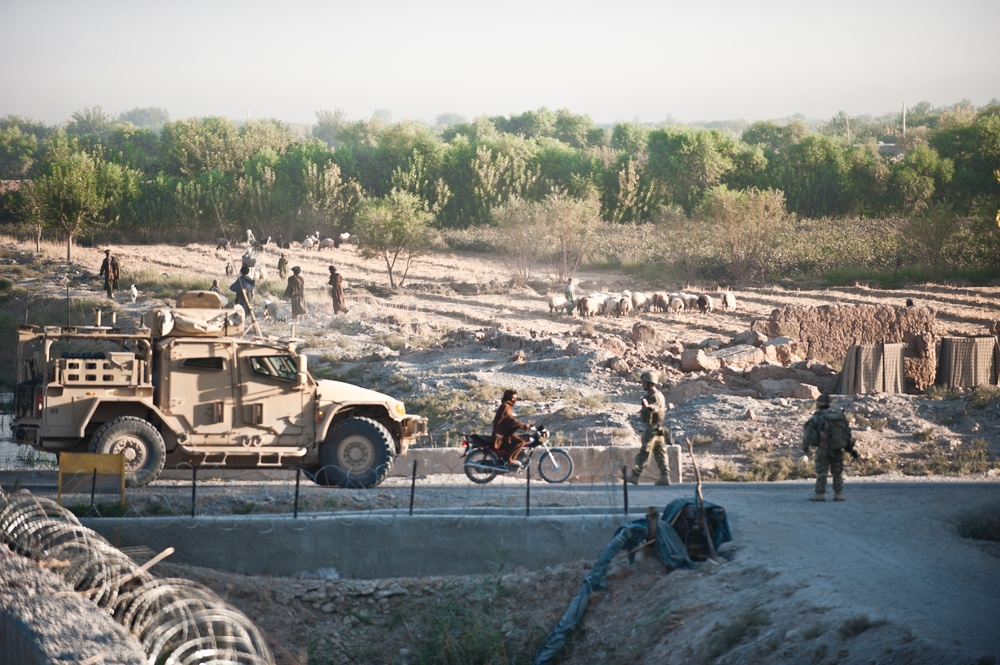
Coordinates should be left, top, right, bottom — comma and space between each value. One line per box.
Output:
548, 288, 737, 317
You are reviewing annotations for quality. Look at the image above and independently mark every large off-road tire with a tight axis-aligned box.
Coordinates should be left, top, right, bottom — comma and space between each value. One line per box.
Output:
537, 448, 574, 484
317, 417, 395, 488
89, 417, 166, 488
463, 448, 501, 484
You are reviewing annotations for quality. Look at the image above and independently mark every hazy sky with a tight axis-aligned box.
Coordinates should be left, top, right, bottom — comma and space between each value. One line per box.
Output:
2, 0, 998, 127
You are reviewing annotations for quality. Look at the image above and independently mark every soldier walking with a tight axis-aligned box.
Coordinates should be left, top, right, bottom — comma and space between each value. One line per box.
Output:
802, 393, 858, 501
628, 369, 672, 486
277, 253, 289, 280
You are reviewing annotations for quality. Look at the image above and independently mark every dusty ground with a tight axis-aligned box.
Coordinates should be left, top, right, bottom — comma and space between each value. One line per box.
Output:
3, 237, 1000, 664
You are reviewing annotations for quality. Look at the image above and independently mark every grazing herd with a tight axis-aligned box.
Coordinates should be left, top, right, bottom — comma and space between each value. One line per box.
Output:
549, 288, 737, 318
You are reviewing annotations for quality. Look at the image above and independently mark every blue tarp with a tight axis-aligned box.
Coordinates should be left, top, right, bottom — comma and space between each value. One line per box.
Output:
532, 498, 731, 665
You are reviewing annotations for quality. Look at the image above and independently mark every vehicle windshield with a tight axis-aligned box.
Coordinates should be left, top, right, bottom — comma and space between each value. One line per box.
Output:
248, 354, 298, 381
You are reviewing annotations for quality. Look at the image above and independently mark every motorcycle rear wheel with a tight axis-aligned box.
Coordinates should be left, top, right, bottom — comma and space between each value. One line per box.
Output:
537, 448, 573, 483
464, 448, 501, 484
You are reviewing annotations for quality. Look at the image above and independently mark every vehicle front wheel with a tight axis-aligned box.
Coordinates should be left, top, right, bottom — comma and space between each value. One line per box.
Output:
537, 448, 573, 484
317, 417, 395, 488
90, 417, 166, 487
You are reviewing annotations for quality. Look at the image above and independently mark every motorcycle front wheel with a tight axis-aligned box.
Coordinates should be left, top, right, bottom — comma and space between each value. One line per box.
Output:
537, 448, 574, 483
464, 448, 501, 484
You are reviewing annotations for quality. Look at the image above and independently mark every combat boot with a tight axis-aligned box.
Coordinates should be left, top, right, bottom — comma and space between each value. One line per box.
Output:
833, 492, 845, 502
809, 493, 826, 502
655, 475, 671, 486
627, 473, 640, 486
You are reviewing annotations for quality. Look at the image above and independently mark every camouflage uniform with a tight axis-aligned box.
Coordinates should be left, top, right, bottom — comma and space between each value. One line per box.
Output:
631, 371, 670, 483
802, 394, 853, 500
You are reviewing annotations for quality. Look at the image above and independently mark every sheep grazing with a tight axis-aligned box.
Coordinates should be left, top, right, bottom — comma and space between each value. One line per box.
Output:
301, 232, 320, 250
318, 237, 337, 250
130, 284, 138, 303
697, 294, 714, 314
548, 294, 573, 315
615, 296, 633, 317
650, 292, 669, 313
681, 293, 700, 311
631, 291, 651, 313
721, 290, 737, 311
577, 296, 600, 317
216, 237, 229, 251
262, 299, 289, 322
668, 296, 685, 314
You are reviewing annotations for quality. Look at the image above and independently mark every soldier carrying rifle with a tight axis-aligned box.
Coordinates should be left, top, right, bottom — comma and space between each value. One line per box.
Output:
802, 393, 859, 502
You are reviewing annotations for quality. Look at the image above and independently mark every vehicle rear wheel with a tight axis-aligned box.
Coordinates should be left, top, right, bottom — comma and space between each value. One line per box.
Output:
317, 417, 395, 488
90, 417, 166, 488
464, 448, 501, 484
537, 448, 573, 484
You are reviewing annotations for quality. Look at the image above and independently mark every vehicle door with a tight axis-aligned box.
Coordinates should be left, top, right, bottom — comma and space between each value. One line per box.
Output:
233, 349, 310, 446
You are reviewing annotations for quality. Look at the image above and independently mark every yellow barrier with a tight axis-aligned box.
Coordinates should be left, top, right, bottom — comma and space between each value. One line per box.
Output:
58, 452, 125, 507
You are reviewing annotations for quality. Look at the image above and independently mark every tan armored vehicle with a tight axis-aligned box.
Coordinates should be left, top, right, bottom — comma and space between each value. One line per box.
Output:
12, 290, 427, 487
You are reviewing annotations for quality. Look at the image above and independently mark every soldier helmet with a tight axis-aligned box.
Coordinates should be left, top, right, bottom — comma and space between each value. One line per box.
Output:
640, 370, 659, 384
816, 393, 831, 409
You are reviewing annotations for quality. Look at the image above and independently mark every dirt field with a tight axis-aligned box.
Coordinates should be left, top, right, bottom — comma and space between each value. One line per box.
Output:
3, 237, 1000, 664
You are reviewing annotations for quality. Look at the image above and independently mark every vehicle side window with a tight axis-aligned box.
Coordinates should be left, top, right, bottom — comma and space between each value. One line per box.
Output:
248, 355, 298, 382
182, 357, 225, 370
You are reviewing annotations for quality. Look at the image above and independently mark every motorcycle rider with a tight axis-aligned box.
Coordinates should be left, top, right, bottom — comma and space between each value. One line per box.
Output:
491, 389, 532, 469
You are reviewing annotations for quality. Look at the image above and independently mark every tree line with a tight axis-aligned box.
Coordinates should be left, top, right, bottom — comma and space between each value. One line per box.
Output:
0, 101, 998, 281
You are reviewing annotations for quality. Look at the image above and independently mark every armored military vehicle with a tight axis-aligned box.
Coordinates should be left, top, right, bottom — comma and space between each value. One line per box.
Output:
12, 290, 427, 487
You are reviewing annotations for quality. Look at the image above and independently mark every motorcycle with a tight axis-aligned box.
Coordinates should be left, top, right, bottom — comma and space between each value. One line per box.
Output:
461, 427, 574, 484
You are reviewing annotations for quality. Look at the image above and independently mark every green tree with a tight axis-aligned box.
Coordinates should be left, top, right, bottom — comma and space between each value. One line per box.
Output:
610, 123, 650, 155
27, 150, 102, 261
888, 144, 954, 213
646, 127, 739, 214
305, 159, 364, 235
930, 105, 1000, 213
313, 108, 349, 148
609, 156, 654, 223
354, 190, 435, 288
66, 106, 118, 151
902, 203, 962, 278
391, 150, 452, 218
776, 134, 851, 217
696, 186, 793, 280
540, 189, 601, 281
160, 117, 243, 177
118, 107, 170, 132
0, 124, 38, 178
491, 195, 537, 285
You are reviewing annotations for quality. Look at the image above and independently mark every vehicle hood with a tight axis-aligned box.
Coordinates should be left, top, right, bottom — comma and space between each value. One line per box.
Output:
315, 379, 406, 419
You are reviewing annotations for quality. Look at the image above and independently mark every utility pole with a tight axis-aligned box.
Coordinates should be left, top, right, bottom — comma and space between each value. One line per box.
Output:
902, 102, 907, 139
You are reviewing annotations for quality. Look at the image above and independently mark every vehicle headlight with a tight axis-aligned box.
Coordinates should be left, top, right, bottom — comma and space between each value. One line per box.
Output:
394, 402, 406, 417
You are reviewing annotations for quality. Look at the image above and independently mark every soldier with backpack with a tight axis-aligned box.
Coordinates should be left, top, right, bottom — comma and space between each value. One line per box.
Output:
802, 393, 859, 501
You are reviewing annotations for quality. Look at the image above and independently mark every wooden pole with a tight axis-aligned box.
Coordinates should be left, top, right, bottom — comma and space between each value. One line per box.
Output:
685, 438, 718, 562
